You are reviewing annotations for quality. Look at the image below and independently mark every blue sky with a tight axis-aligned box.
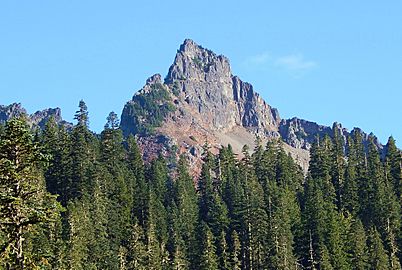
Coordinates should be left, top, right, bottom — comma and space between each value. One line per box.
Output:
1, 1, 401, 145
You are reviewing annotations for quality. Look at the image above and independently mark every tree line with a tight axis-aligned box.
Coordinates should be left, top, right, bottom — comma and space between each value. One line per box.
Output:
0, 100, 401, 269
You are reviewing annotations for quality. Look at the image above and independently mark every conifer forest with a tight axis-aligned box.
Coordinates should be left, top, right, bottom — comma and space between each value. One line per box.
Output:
1, 101, 401, 270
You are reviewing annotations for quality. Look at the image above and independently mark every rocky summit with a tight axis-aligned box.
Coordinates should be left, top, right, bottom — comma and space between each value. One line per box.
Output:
1, 39, 383, 173
120, 39, 383, 173
0, 103, 71, 130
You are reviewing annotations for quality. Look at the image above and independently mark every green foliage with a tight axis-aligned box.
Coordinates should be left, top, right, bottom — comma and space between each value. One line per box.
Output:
124, 83, 176, 135
192, 57, 203, 69
74, 99, 89, 127
1, 109, 401, 269
198, 222, 219, 270
367, 227, 390, 270
347, 219, 369, 270
171, 81, 181, 97
0, 118, 62, 269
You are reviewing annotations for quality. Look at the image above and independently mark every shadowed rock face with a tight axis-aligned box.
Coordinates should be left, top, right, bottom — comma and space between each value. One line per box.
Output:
279, 117, 383, 153
120, 39, 300, 171
0, 103, 27, 123
0, 103, 71, 129
168, 39, 281, 135
279, 118, 333, 150
2, 39, 384, 172
122, 39, 281, 138
120, 39, 386, 172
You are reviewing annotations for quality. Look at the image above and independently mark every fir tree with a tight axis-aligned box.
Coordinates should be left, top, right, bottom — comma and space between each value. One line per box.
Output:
127, 135, 148, 227
0, 118, 62, 269
347, 218, 369, 270
367, 227, 390, 270
385, 136, 402, 199
74, 99, 89, 128
331, 124, 346, 211
174, 156, 198, 267
343, 136, 360, 216
198, 222, 219, 270
126, 222, 147, 270
229, 230, 242, 270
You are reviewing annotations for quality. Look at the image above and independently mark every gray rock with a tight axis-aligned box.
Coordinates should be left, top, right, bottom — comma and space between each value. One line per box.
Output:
120, 39, 387, 169
163, 39, 280, 135
279, 117, 383, 154
0, 103, 27, 123
0, 103, 72, 129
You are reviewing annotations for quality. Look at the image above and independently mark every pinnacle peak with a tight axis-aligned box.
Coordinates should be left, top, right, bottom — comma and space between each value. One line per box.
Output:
179, 38, 200, 53
183, 38, 196, 45
145, 74, 162, 85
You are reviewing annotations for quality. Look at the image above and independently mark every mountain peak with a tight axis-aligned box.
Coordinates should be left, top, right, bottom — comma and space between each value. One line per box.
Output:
0, 103, 72, 129
145, 73, 162, 85
166, 39, 231, 85
123, 39, 282, 157
121, 40, 385, 173
179, 39, 199, 53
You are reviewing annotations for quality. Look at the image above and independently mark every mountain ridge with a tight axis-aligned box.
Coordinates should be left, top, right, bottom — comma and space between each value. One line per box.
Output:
1, 39, 385, 171
120, 39, 384, 172
0, 103, 72, 129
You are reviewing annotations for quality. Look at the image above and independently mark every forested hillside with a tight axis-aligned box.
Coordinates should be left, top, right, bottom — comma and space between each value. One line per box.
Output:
0, 101, 401, 269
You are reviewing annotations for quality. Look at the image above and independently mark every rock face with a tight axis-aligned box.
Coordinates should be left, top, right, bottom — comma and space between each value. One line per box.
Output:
120, 39, 305, 172
163, 39, 281, 135
0, 103, 71, 129
0, 103, 27, 122
120, 39, 387, 173
279, 118, 334, 150
279, 117, 383, 153
2, 40, 386, 173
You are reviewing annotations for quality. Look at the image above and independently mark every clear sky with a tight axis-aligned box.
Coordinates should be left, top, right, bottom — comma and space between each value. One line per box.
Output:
1, 1, 401, 145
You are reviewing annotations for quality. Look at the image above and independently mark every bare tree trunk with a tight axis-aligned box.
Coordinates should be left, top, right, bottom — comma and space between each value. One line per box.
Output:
16, 225, 25, 269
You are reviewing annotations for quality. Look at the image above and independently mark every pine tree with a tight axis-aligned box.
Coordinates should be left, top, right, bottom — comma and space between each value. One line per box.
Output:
383, 137, 402, 269
267, 185, 299, 270
347, 218, 369, 270
166, 203, 190, 270
74, 99, 89, 128
86, 164, 114, 269
309, 136, 336, 205
300, 175, 327, 269
367, 228, 390, 270
218, 230, 229, 270
343, 136, 360, 216
198, 222, 219, 270
326, 210, 350, 269
331, 124, 346, 211
101, 115, 132, 263
240, 145, 269, 269
318, 245, 334, 270
174, 156, 198, 267
146, 187, 169, 270
366, 138, 401, 269
65, 198, 93, 269
0, 118, 62, 269
351, 130, 370, 225
126, 222, 147, 270
385, 136, 402, 199
146, 208, 164, 270
229, 230, 242, 270
127, 135, 148, 227
69, 100, 98, 200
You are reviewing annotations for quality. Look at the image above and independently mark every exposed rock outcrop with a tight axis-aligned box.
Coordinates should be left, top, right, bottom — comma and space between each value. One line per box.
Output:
0, 103, 71, 129
120, 39, 306, 172
119, 39, 388, 173
0, 103, 27, 122
2, 39, 387, 173
163, 39, 281, 135
279, 117, 383, 153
